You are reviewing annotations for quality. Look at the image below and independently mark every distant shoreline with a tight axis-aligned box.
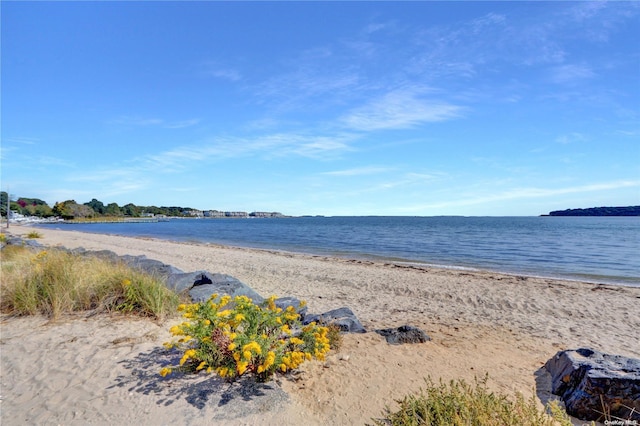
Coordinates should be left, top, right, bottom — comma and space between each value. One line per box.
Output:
544, 205, 640, 216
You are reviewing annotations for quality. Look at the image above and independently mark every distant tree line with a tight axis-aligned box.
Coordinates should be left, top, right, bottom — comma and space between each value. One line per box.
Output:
1, 192, 198, 220
548, 206, 640, 216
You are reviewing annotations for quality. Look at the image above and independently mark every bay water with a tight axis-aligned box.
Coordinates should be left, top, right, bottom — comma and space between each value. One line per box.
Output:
41, 216, 640, 286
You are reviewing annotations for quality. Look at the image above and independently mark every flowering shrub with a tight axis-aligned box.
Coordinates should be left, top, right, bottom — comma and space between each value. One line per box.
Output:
161, 294, 331, 382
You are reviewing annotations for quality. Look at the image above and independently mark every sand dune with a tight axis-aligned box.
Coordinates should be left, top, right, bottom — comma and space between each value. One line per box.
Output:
1, 226, 639, 425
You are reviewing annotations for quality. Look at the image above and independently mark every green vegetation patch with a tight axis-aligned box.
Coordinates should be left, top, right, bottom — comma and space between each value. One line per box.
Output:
370, 376, 572, 426
1, 246, 179, 320
161, 294, 334, 383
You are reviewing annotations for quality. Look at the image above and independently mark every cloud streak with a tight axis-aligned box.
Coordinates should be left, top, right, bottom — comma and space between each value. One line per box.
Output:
341, 87, 463, 131
403, 180, 640, 212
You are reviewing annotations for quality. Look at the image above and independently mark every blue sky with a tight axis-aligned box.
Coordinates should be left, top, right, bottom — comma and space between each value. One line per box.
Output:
2, 1, 639, 216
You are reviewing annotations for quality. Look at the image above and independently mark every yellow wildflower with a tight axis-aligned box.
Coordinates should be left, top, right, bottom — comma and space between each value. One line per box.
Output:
159, 367, 172, 377
284, 312, 298, 321
242, 341, 262, 355
235, 295, 251, 304
217, 310, 232, 318
290, 337, 305, 346
234, 313, 245, 322
228, 342, 237, 351
267, 295, 277, 311
177, 304, 187, 311
169, 325, 184, 336
122, 279, 132, 286
196, 361, 207, 371
237, 361, 249, 375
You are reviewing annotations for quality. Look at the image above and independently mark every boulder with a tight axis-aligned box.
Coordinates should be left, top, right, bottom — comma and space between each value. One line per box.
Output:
188, 273, 265, 305
375, 325, 431, 345
165, 271, 213, 293
1, 235, 43, 249
121, 255, 184, 277
303, 307, 366, 333
545, 348, 640, 422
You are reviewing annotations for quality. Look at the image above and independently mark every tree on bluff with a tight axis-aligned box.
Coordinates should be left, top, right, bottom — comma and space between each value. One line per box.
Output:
84, 198, 106, 215
53, 200, 96, 219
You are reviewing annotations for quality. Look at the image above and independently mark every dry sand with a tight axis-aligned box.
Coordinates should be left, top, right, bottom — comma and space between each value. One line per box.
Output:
1, 225, 639, 425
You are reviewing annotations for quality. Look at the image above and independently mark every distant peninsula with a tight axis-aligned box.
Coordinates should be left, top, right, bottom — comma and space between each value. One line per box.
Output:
545, 206, 640, 216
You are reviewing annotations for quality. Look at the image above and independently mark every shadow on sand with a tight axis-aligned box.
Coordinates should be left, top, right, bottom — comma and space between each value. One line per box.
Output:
108, 347, 289, 420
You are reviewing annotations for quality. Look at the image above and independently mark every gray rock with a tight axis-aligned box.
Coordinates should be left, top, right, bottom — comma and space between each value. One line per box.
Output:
165, 271, 214, 293
188, 274, 265, 305
303, 307, 366, 333
375, 325, 431, 345
1, 235, 43, 249
86, 249, 121, 262
545, 348, 640, 422
121, 255, 184, 277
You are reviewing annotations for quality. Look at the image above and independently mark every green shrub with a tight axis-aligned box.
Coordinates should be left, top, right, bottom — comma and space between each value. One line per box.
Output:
0, 247, 179, 319
370, 376, 573, 426
160, 294, 332, 382
26, 230, 42, 239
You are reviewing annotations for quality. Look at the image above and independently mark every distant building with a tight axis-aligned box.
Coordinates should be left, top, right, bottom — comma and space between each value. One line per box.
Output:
249, 211, 285, 218
224, 211, 248, 218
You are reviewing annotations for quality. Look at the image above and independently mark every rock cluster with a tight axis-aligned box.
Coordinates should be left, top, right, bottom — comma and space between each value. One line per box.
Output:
375, 325, 431, 344
1, 236, 429, 341
545, 348, 640, 422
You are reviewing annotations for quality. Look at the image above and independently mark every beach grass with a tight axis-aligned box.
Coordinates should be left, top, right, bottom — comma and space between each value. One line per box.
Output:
26, 230, 42, 239
370, 376, 573, 426
0, 246, 179, 319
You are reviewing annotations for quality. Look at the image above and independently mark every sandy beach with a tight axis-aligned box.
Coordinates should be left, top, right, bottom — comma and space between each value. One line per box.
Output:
2, 225, 639, 425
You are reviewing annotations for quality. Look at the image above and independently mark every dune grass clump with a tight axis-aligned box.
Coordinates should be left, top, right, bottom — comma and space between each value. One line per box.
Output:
26, 230, 42, 239
0, 246, 179, 319
161, 294, 333, 382
370, 376, 572, 426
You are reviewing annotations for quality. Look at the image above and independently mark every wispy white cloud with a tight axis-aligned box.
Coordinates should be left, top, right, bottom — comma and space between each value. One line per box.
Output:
256, 69, 360, 112
36, 156, 76, 168
139, 131, 356, 172
208, 69, 241, 82
200, 60, 242, 82
111, 116, 199, 129
341, 87, 463, 131
112, 117, 163, 126
402, 180, 640, 212
3, 136, 39, 145
550, 64, 595, 84
321, 166, 394, 177
164, 119, 201, 129
555, 132, 588, 144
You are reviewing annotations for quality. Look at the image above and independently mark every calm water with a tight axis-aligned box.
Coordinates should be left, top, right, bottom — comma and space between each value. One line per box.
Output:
41, 216, 640, 286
